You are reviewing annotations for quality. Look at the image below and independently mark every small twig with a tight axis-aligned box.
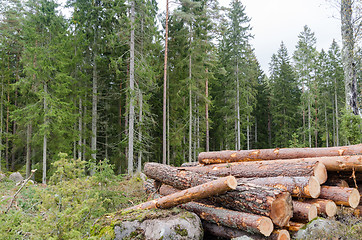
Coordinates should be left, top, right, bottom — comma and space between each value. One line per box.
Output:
351, 168, 358, 189
5, 169, 37, 214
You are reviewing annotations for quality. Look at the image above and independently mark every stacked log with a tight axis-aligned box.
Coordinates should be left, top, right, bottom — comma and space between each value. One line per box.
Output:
126, 144, 362, 239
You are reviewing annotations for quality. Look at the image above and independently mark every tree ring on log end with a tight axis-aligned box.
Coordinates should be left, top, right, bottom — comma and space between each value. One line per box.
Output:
270, 192, 293, 227
325, 201, 337, 217
277, 229, 291, 240
259, 217, 273, 236
308, 176, 321, 198
308, 204, 318, 221
349, 189, 360, 208
226, 176, 237, 190
314, 162, 327, 184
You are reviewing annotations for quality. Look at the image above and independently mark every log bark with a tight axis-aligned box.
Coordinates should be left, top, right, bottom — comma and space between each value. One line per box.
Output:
182, 202, 273, 237
319, 186, 360, 208
202, 222, 290, 240
126, 176, 237, 211
292, 201, 317, 222
181, 160, 327, 184
324, 178, 349, 187
302, 199, 337, 217
144, 162, 293, 226
198, 144, 362, 164
238, 176, 320, 198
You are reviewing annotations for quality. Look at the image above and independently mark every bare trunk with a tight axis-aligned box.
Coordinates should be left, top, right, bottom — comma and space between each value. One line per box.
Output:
236, 61, 240, 150
78, 98, 82, 159
325, 103, 329, 147
26, 124, 32, 178
205, 69, 209, 152
137, 91, 143, 173
162, 0, 169, 165
128, 0, 135, 174
189, 36, 192, 163
91, 34, 98, 161
341, 0, 358, 115
334, 79, 339, 146
0, 77, 3, 172
308, 99, 311, 148
247, 96, 250, 150
42, 82, 48, 184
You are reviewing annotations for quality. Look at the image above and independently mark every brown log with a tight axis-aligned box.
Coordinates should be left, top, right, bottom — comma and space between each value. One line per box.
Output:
238, 176, 320, 198
284, 221, 305, 232
302, 199, 337, 217
125, 176, 237, 211
292, 201, 317, 222
324, 178, 349, 187
198, 144, 362, 164
319, 186, 360, 208
144, 162, 293, 226
202, 221, 290, 240
182, 202, 274, 236
181, 160, 327, 184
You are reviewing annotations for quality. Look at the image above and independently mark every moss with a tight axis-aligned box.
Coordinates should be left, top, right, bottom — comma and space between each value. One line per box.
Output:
174, 224, 188, 237
97, 226, 115, 239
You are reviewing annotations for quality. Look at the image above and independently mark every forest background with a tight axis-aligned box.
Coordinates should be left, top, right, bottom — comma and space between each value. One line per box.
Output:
0, 0, 361, 183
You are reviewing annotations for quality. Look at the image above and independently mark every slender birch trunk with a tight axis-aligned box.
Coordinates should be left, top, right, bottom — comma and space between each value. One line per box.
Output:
128, 0, 135, 174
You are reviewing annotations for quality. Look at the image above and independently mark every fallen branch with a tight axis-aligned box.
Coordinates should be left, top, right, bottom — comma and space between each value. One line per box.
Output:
5, 169, 37, 214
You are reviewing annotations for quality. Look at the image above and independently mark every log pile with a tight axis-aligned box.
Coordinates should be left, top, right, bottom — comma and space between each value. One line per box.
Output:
131, 144, 362, 239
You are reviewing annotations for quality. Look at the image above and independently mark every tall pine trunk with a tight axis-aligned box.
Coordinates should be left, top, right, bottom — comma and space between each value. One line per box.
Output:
236, 61, 240, 150
324, 103, 329, 147
205, 69, 209, 152
137, 91, 143, 173
26, 124, 32, 178
334, 80, 339, 146
91, 32, 98, 162
0, 76, 3, 172
128, 0, 135, 174
162, 0, 169, 165
42, 82, 48, 184
78, 98, 82, 159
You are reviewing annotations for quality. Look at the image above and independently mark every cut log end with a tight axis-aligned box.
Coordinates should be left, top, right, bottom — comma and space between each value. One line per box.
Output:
308, 176, 321, 198
314, 162, 327, 184
349, 189, 361, 208
308, 204, 318, 221
259, 217, 274, 236
226, 175, 237, 190
275, 229, 291, 240
325, 201, 337, 217
270, 192, 293, 227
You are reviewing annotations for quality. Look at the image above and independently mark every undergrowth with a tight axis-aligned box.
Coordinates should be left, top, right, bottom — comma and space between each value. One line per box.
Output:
0, 153, 147, 240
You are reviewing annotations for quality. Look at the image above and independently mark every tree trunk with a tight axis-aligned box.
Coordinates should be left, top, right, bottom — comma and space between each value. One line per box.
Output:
319, 186, 360, 208
205, 69, 209, 152
198, 144, 362, 164
128, 0, 135, 175
202, 222, 290, 240
182, 202, 273, 237
292, 201, 317, 222
91, 29, 98, 162
162, 0, 169, 165
301, 199, 337, 217
189, 35, 193, 163
324, 178, 349, 188
26, 124, 32, 178
137, 91, 143, 173
324, 103, 329, 147
237, 176, 320, 198
334, 79, 339, 145
341, 0, 358, 115
128, 176, 236, 211
42, 82, 48, 184
78, 98, 82, 160
236, 61, 241, 150
144, 162, 293, 226
0, 77, 3, 173
183, 160, 327, 184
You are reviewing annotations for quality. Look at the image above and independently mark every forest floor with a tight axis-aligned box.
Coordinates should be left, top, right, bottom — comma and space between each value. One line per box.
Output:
0, 169, 147, 240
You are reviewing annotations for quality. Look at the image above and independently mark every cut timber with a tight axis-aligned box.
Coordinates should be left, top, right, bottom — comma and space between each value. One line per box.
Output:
180, 161, 200, 167
202, 222, 290, 240
284, 221, 305, 232
125, 176, 236, 211
320, 186, 360, 208
181, 160, 327, 184
181, 202, 273, 237
238, 176, 320, 198
144, 162, 293, 226
324, 178, 349, 187
198, 144, 362, 164
302, 199, 337, 217
292, 201, 318, 222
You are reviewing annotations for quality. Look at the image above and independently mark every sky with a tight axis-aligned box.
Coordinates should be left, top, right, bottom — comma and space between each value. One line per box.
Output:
161, 0, 342, 75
